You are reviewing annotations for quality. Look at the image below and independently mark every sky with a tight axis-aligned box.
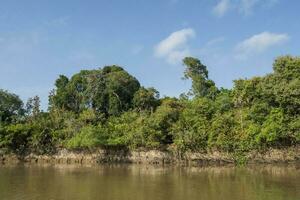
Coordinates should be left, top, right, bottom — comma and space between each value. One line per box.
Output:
0, 0, 299, 110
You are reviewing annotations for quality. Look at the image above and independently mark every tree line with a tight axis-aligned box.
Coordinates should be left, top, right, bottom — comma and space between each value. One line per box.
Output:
0, 56, 299, 155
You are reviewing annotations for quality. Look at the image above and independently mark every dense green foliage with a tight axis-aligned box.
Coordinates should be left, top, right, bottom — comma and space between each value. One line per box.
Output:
49, 65, 140, 116
0, 57, 299, 155
0, 89, 24, 123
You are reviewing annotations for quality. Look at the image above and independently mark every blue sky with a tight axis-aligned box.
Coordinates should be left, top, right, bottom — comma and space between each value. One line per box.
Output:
0, 0, 299, 110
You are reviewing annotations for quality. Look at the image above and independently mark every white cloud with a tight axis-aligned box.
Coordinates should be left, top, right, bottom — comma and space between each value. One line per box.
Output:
166, 49, 191, 65
213, 0, 231, 17
235, 32, 289, 59
154, 28, 195, 64
240, 0, 279, 15
212, 0, 279, 17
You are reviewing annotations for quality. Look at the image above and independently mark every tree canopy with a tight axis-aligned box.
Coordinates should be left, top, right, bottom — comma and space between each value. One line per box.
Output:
183, 57, 218, 99
0, 56, 299, 158
49, 65, 140, 116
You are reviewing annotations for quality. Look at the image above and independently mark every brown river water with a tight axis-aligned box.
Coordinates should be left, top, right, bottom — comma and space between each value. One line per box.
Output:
0, 164, 299, 200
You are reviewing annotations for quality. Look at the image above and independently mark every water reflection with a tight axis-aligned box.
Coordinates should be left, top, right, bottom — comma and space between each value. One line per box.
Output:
0, 164, 299, 200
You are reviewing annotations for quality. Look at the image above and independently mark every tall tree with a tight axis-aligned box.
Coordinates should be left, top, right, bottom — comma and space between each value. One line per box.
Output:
183, 57, 218, 99
87, 65, 140, 116
49, 65, 140, 116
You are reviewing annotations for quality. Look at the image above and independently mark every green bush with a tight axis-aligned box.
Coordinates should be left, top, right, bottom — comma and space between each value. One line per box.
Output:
66, 125, 106, 149
0, 123, 31, 154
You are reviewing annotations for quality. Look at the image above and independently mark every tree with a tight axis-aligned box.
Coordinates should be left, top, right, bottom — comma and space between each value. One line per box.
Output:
0, 123, 31, 154
26, 95, 41, 117
172, 97, 214, 151
183, 57, 218, 98
49, 75, 70, 111
133, 87, 160, 112
49, 66, 140, 116
257, 108, 286, 146
1, 56, 299, 155
148, 98, 182, 145
0, 89, 24, 123
271, 56, 300, 115
88, 65, 140, 116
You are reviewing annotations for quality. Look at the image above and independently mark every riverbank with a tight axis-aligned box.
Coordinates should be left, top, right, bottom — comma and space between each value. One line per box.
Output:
1, 146, 299, 166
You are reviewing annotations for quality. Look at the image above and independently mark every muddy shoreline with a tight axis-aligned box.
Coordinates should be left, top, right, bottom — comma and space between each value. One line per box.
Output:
1, 146, 299, 166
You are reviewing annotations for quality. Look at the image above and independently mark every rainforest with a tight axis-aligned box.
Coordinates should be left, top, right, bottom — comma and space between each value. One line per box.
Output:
0, 56, 299, 161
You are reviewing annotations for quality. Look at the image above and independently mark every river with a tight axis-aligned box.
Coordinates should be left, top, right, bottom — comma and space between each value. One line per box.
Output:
0, 164, 299, 200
